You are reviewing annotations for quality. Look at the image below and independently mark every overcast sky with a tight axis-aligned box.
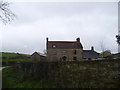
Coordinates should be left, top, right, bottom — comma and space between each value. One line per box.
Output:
0, 1, 118, 54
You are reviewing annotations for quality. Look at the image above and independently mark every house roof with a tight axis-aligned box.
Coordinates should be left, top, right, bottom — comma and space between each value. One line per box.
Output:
47, 41, 83, 49
113, 53, 120, 55
83, 50, 99, 59
31, 52, 46, 57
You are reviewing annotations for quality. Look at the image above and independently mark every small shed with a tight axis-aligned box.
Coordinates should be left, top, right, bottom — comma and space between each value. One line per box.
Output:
31, 52, 46, 61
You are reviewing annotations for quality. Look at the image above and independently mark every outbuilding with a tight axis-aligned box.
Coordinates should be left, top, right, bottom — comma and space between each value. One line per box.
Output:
31, 52, 46, 61
82, 46, 100, 60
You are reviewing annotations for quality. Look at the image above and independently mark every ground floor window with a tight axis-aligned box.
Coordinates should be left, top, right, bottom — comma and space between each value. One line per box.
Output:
73, 57, 77, 60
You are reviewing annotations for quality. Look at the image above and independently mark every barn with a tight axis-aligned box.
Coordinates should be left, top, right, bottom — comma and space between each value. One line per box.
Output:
31, 52, 46, 61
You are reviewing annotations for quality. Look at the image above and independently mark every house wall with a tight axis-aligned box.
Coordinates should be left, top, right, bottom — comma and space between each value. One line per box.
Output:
31, 52, 47, 62
47, 49, 82, 61
31, 53, 41, 61
40, 56, 46, 61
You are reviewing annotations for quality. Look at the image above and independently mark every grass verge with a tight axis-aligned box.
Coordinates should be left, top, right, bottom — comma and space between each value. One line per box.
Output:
2, 67, 56, 88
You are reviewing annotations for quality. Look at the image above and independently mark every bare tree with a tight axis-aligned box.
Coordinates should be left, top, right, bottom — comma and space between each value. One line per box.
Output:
0, 1, 15, 24
100, 41, 106, 53
100, 41, 112, 58
99, 41, 107, 58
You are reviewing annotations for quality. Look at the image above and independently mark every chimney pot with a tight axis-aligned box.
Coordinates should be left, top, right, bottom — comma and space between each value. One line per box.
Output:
76, 38, 80, 42
46, 37, 48, 42
46, 37, 48, 49
91, 46, 94, 51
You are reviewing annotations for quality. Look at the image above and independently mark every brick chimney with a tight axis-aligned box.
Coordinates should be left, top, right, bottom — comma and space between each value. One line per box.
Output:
91, 46, 94, 51
46, 37, 48, 49
46, 37, 48, 42
76, 38, 80, 42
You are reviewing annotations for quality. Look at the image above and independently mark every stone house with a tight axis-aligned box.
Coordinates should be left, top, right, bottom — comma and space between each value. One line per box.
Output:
82, 46, 100, 60
46, 37, 83, 61
31, 52, 46, 61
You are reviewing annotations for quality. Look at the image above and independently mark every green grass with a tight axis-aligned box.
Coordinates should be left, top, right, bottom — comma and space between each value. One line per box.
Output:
2, 67, 56, 88
3, 59, 31, 62
1, 52, 31, 62
2, 67, 33, 88
2, 52, 18, 58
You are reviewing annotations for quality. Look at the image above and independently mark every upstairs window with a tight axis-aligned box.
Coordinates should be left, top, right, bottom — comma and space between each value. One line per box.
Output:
52, 45, 56, 48
73, 50, 77, 54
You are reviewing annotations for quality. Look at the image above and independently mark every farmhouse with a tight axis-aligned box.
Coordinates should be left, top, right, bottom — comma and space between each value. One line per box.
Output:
31, 52, 46, 61
31, 38, 100, 61
46, 37, 83, 61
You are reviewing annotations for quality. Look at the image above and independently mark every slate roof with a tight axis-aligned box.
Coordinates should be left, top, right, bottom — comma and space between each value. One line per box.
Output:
31, 52, 46, 57
47, 38, 83, 49
83, 50, 99, 59
113, 53, 120, 55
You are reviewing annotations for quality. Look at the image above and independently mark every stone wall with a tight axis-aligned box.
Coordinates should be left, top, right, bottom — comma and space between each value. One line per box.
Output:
15, 59, 120, 88
47, 49, 82, 61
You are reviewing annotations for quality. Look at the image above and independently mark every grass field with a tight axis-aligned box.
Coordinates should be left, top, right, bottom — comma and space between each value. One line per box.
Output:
1, 52, 18, 58
1, 52, 31, 61
2, 67, 55, 88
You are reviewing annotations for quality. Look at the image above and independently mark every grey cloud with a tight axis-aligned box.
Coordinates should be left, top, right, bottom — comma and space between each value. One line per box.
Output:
1, 2, 118, 54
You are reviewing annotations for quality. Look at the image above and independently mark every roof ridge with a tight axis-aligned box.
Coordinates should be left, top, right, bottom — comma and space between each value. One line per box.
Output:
47, 41, 83, 49
48, 41, 77, 42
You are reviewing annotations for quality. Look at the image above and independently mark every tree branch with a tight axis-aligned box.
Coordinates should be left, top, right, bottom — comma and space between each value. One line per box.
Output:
0, 1, 15, 24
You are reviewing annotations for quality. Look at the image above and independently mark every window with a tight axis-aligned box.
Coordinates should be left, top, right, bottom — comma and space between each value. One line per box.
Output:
73, 50, 77, 54
52, 45, 56, 48
73, 57, 77, 60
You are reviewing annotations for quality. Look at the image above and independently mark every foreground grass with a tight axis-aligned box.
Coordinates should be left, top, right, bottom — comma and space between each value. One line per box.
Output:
2, 67, 56, 88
